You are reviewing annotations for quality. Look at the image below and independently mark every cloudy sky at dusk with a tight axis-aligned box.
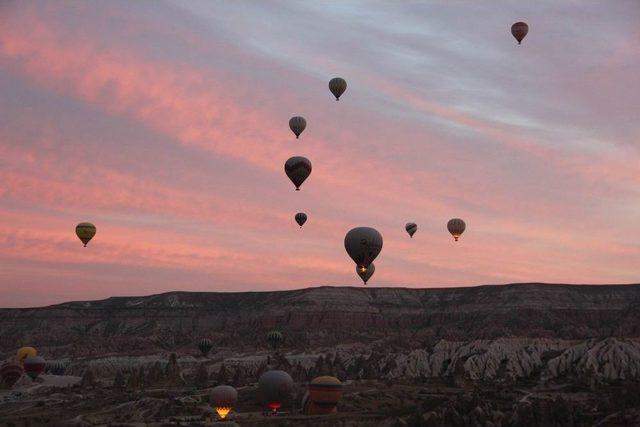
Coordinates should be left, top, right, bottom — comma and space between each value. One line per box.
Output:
1, 1, 639, 307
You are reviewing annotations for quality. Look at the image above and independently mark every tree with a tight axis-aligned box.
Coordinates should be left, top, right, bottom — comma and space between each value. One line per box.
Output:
195, 364, 209, 389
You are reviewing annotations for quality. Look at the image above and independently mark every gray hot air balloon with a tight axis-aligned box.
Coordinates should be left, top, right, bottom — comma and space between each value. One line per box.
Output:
344, 227, 383, 268
258, 370, 294, 415
447, 218, 466, 241
405, 222, 417, 238
210, 385, 238, 420
284, 156, 312, 191
295, 212, 307, 228
511, 22, 529, 44
329, 77, 347, 101
356, 263, 375, 285
75, 222, 96, 247
289, 116, 306, 139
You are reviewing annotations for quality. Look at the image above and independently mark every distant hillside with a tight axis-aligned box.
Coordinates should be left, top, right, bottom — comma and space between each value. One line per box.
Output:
2, 283, 640, 358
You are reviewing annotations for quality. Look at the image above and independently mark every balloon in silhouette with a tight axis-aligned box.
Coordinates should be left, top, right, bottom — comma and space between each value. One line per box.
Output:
23, 356, 45, 380
0, 361, 23, 388
289, 116, 306, 139
303, 376, 343, 415
267, 330, 283, 351
198, 338, 213, 357
511, 22, 529, 44
258, 370, 294, 415
210, 385, 238, 420
447, 218, 466, 241
295, 212, 307, 228
405, 222, 417, 238
356, 263, 375, 285
329, 77, 347, 101
344, 227, 383, 268
75, 222, 96, 247
16, 347, 37, 366
284, 156, 312, 191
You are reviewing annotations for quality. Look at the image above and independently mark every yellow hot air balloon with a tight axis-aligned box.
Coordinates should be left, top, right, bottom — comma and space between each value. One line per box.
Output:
16, 347, 37, 366
75, 222, 96, 247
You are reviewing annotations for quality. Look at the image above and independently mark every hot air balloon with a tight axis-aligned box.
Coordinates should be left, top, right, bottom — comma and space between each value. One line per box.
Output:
75, 222, 96, 247
0, 361, 23, 388
289, 116, 307, 139
329, 77, 347, 101
303, 376, 343, 415
295, 212, 307, 228
447, 218, 466, 241
23, 355, 45, 381
344, 227, 383, 268
198, 338, 213, 357
356, 263, 375, 285
284, 156, 312, 191
16, 347, 37, 366
267, 330, 283, 351
46, 361, 66, 376
258, 370, 294, 415
210, 385, 238, 420
511, 22, 529, 44
405, 223, 417, 238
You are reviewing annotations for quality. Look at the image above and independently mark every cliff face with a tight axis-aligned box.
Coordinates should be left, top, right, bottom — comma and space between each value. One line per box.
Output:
2, 283, 640, 358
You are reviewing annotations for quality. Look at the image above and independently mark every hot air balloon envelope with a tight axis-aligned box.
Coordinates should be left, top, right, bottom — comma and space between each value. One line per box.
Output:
447, 218, 466, 241
258, 370, 294, 415
0, 362, 23, 388
511, 21, 529, 44
211, 385, 238, 420
289, 116, 307, 139
356, 263, 375, 285
75, 222, 96, 247
23, 355, 45, 380
329, 77, 347, 100
284, 157, 312, 191
344, 227, 383, 268
405, 223, 417, 238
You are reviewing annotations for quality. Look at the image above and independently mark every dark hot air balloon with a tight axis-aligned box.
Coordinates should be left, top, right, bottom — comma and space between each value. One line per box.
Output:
344, 227, 383, 268
75, 222, 96, 247
210, 385, 238, 420
511, 22, 529, 44
198, 338, 213, 357
405, 222, 417, 238
46, 361, 66, 376
267, 330, 283, 351
0, 361, 23, 388
284, 157, 312, 191
447, 218, 466, 241
303, 376, 343, 415
289, 116, 306, 139
329, 77, 347, 101
258, 370, 294, 415
23, 355, 45, 381
295, 212, 307, 228
356, 263, 375, 285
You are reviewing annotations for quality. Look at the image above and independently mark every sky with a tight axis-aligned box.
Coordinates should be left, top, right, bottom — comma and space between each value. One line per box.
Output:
1, 1, 639, 307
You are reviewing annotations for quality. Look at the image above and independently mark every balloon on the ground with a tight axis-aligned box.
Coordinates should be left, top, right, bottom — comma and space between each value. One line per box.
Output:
284, 157, 312, 191
329, 77, 347, 101
295, 212, 307, 228
210, 385, 238, 420
198, 338, 213, 357
405, 222, 417, 238
46, 361, 66, 376
511, 22, 529, 44
267, 330, 283, 350
303, 376, 343, 415
356, 263, 375, 285
447, 218, 466, 241
23, 355, 45, 380
75, 222, 96, 247
289, 116, 306, 139
344, 227, 383, 268
16, 347, 37, 366
0, 361, 23, 388
258, 370, 294, 415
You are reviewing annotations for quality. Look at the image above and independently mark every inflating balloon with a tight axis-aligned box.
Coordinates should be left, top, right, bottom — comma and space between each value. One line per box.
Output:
511, 22, 529, 44
211, 385, 238, 420
284, 157, 312, 191
198, 338, 213, 357
295, 213, 307, 228
46, 361, 66, 376
75, 222, 96, 247
0, 361, 23, 388
356, 263, 375, 285
303, 376, 343, 415
16, 347, 37, 366
258, 370, 294, 415
447, 218, 466, 241
344, 227, 383, 268
23, 355, 45, 381
289, 116, 306, 139
405, 223, 417, 238
329, 77, 347, 101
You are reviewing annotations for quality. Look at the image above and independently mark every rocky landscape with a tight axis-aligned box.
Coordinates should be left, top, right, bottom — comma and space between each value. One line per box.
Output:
2, 283, 640, 425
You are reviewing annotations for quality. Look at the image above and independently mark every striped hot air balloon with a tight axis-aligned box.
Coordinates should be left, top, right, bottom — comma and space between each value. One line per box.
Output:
405, 222, 417, 238
289, 116, 307, 139
198, 338, 213, 357
23, 356, 45, 381
258, 370, 294, 415
303, 376, 343, 415
329, 77, 347, 101
75, 222, 96, 247
295, 212, 307, 228
267, 330, 283, 351
0, 361, 23, 388
211, 385, 238, 420
447, 218, 466, 241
